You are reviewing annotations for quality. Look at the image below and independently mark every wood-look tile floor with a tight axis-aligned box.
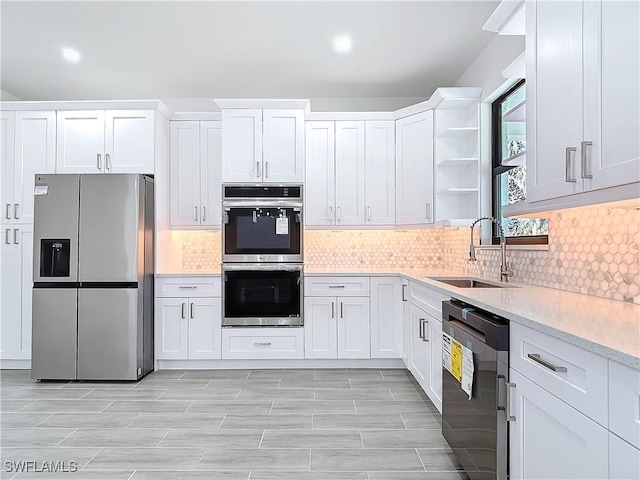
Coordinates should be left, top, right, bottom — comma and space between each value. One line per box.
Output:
0, 369, 468, 479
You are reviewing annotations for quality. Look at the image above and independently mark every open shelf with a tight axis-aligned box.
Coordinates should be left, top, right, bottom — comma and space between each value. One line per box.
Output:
436, 157, 479, 167
503, 150, 526, 167
437, 97, 479, 110
503, 100, 526, 122
437, 188, 479, 194
437, 127, 479, 139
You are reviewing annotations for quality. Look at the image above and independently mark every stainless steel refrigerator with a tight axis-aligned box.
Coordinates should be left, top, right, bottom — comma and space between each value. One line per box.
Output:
31, 174, 154, 380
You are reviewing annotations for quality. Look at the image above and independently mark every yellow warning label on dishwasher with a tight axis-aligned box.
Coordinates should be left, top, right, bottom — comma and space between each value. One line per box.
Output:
450, 339, 463, 383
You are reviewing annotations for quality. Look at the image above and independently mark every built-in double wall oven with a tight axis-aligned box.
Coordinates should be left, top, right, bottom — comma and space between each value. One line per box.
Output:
222, 185, 303, 327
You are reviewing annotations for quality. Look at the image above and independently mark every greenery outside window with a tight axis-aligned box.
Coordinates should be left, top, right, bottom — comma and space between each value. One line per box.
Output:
492, 79, 548, 245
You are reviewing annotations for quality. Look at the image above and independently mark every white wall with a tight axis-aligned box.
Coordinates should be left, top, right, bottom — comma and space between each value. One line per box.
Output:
1, 90, 20, 100
454, 35, 524, 101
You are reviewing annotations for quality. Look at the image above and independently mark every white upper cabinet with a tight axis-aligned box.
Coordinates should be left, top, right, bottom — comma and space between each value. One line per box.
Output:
305, 121, 335, 226
57, 110, 155, 174
1, 111, 56, 225
395, 110, 434, 225
365, 121, 395, 225
221, 109, 304, 183
335, 121, 366, 226
305, 120, 394, 227
527, 0, 640, 202
169, 120, 222, 228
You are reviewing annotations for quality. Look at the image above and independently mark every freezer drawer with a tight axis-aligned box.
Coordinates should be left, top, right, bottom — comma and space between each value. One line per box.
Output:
31, 288, 78, 380
77, 288, 141, 380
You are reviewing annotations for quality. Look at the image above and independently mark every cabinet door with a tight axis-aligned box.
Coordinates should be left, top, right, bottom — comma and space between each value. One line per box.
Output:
401, 280, 411, 368
170, 121, 201, 227
395, 111, 434, 225
370, 277, 402, 359
262, 109, 304, 183
337, 296, 370, 359
221, 109, 262, 183
154, 298, 189, 360
610, 432, 640, 480
410, 303, 429, 389
188, 297, 221, 360
425, 316, 442, 412
56, 111, 105, 173
509, 369, 609, 480
335, 121, 365, 226
200, 121, 222, 228
0, 225, 33, 360
304, 296, 337, 359
365, 121, 395, 225
526, 0, 584, 201
1, 111, 15, 222
104, 110, 154, 174
589, 0, 640, 190
305, 121, 335, 226
14, 112, 56, 224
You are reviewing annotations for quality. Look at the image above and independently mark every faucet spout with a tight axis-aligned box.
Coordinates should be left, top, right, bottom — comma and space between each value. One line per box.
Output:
468, 217, 513, 282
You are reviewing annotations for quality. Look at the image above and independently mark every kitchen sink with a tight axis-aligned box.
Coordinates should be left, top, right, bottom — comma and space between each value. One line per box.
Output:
428, 277, 513, 288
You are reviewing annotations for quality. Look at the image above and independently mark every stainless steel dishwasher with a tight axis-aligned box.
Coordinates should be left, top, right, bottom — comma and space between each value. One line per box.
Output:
441, 299, 510, 480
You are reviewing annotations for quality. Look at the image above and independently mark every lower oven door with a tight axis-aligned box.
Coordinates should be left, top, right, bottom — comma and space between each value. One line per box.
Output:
223, 263, 303, 327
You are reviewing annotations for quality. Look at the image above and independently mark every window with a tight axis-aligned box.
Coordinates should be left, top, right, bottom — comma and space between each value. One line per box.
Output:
492, 79, 548, 245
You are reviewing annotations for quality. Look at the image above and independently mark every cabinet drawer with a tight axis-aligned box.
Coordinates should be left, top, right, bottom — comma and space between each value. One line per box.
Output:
510, 323, 608, 427
221, 327, 304, 359
609, 360, 640, 449
304, 276, 370, 297
156, 276, 221, 298
409, 281, 448, 320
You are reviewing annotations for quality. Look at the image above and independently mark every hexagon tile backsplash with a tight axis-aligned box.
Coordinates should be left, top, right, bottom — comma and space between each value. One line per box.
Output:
179, 203, 639, 304
444, 203, 640, 304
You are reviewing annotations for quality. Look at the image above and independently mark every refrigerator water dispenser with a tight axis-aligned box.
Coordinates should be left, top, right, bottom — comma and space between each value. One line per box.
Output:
40, 239, 71, 277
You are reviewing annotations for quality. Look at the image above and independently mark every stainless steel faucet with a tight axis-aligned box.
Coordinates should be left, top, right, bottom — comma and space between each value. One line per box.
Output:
469, 217, 513, 282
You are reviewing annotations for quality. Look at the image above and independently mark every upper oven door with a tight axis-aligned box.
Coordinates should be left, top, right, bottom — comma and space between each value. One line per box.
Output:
223, 202, 302, 262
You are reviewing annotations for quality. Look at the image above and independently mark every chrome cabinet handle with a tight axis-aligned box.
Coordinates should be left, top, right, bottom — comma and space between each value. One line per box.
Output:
178, 286, 197, 290
13, 229, 18, 244
328, 285, 345, 289
565, 147, 577, 183
181, 303, 186, 319
337, 207, 341, 222
402, 284, 407, 302
419, 318, 425, 339
255, 342, 272, 346
581, 141, 593, 179
14, 204, 18, 219
5, 204, 10, 220
97, 153, 102, 171
423, 320, 429, 342
194, 206, 198, 222
106, 153, 112, 171
426, 203, 431, 220
265, 161, 269, 178
256, 161, 260, 179
202, 206, 207, 222
329, 206, 334, 222
367, 206, 371, 222
190, 302, 195, 319
5, 228, 10, 245
527, 353, 567, 372
331, 301, 335, 319
506, 382, 516, 421
340, 302, 343, 318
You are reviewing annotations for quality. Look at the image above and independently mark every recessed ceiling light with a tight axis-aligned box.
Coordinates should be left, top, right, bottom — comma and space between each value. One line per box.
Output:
333, 35, 352, 54
62, 48, 81, 63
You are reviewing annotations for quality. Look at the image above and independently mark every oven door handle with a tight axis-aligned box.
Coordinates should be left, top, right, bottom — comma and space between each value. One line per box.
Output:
222, 263, 303, 272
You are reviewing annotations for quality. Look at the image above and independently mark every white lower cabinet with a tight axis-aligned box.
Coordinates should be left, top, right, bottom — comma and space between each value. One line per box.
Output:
304, 296, 370, 359
155, 297, 221, 360
369, 277, 403, 358
609, 433, 640, 480
221, 328, 304, 360
509, 368, 609, 480
0, 224, 33, 362
401, 279, 411, 367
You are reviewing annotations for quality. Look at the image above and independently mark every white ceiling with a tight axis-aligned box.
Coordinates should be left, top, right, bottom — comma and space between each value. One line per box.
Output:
1, 1, 498, 104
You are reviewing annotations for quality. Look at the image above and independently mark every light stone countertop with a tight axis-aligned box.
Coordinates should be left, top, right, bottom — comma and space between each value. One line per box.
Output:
156, 270, 221, 277
305, 267, 640, 370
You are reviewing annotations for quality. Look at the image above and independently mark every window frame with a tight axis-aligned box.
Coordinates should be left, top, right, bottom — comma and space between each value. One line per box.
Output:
491, 79, 548, 246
